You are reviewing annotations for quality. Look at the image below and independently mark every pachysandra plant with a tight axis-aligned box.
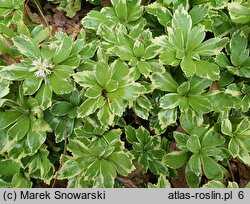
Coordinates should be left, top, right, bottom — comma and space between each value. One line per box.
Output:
151, 71, 212, 129
45, 89, 82, 143
154, 5, 228, 80
0, 31, 86, 110
221, 118, 250, 166
0, 0, 29, 36
165, 124, 227, 186
125, 126, 169, 176
216, 30, 250, 78
99, 23, 164, 79
58, 129, 135, 187
82, 0, 144, 31
0, 95, 51, 159
0, 94, 54, 185
1, 0, 250, 188
73, 59, 146, 127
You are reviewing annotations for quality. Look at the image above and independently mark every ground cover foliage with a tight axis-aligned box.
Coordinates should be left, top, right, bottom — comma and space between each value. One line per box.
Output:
0, 0, 250, 188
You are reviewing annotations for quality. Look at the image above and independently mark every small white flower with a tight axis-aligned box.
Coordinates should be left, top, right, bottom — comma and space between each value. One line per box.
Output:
30, 58, 54, 78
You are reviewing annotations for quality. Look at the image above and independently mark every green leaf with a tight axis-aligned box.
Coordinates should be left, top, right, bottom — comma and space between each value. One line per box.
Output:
23, 75, 43, 95
229, 138, 239, 157
189, 76, 212, 94
148, 174, 171, 188
108, 93, 126, 117
97, 102, 114, 126
48, 74, 73, 95
0, 64, 31, 80
133, 39, 145, 58
189, 5, 208, 25
203, 180, 226, 188
0, 78, 10, 98
125, 126, 137, 143
13, 35, 40, 59
150, 71, 178, 92
82, 10, 112, 30
158, 108, 177, 129
195, 38, 228, 56
238, 148, 250, 166
113, 0, 127, 21
0, 35, 12, 55
77, 98, 98, 118
172, 5, 192, 36
85, 86, 102, 99
0, 111, 22, 130
188, 95, 211, 113
73, 71, 99, 87
165, 151, 189, 169
201, 154, 223, 179
202, 130, 225, 147
32, 26, 52, 44
235, 118, 250, 135
113, 45, 134, 61
58, 160, 82, 179
25, 130, 46, 154
230, 31, 248, 66
0, 23, 15, 38
173, 131, 189, 151
95, 61, 111, 87
51, 101, 73, 116
185, 165, 200, 188
180, 109, 203, 134
159, 93, 180, 109
12, 173, 32, 188
177, 82, 190, 96
188, 153, 202, 175
126, 0, 143, 22
53, 36, 73, 64
146, 3, 172, 26
27, 148, 53, 180
186, 135, 201, 153
228, 2, 250, 24
195, 61, 220, 80
7, 116, 30, 141
98, 160, 116, 188
35, 84, 52, 110
187, 26, 205, 52
121, 82, 145, 101
137, 61, 151, 77
180, 57, 196, 77
111, 60, 130, 81
53, 65, 74, 79
108, 152, 134, 176
160, 49, 181, 66
221, 119, 233, 136
0, 160, 20, 177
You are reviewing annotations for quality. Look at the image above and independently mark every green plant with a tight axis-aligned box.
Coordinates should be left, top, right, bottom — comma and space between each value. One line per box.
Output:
125, 126, 168, 175
58, 129, 134, 187
0, 0, 250, 188
48, 0, 82, 17
73, 59, 146, 127
164, 124, 228, 187
221, 118, 250, 166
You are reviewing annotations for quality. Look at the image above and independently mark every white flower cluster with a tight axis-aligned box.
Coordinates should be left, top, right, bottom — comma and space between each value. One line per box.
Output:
30, 59, 54, 78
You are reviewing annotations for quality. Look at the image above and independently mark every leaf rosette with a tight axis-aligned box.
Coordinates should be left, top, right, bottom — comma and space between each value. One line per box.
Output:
74, 59, 146, 127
